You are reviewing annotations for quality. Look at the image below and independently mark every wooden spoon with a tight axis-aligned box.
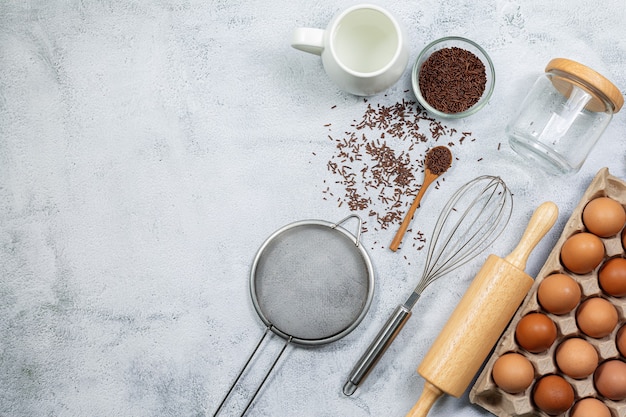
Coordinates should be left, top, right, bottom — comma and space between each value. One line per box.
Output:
390, 146, 452, 252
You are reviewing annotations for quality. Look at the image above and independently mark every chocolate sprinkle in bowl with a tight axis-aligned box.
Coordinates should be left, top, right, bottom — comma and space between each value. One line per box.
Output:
412, 36, 495, 119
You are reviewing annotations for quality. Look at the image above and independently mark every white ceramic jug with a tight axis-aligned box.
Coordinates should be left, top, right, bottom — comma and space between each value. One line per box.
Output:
291, 4, 409, 96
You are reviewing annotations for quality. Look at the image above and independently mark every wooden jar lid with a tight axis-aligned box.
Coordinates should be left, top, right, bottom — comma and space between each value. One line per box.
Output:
546, 58, 623, 113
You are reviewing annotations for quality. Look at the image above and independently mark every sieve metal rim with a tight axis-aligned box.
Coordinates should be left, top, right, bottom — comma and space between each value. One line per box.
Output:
249, 216, 375, 346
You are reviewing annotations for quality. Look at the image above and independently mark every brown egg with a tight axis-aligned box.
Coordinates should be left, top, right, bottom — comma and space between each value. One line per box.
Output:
617, 325, 626, 357
537, 273, 581, 314
560, 233, 605, 274
623, 227, 626, 250
570, 398, 611, 417
594, 359, 626, 400
599, 257, 626, 297
555, 338, 598, 379
515, 313, 557, 353
532, 374, 575, 415
491, 352, 535, 394
576, 297, 618, 338
582, 197, 626, 237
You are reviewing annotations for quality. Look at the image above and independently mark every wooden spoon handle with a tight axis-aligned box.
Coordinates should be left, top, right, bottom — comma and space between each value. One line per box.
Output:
390, 170, 438, 252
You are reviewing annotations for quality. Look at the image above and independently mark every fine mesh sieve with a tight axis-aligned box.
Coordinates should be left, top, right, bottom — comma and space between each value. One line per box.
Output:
212, 215, 374, 416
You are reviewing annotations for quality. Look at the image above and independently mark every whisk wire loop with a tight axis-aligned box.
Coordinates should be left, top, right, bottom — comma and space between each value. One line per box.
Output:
417, 176, 512, 294
438, 179, 509, 267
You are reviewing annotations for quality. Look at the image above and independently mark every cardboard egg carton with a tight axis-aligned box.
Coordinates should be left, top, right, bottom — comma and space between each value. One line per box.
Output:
470, 168, 626, 417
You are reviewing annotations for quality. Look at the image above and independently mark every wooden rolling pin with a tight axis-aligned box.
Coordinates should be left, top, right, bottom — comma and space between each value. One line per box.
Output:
406, 201, 559, 417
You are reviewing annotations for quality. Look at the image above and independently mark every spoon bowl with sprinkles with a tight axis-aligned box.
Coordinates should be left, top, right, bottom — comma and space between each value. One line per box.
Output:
390, 146, 452, 251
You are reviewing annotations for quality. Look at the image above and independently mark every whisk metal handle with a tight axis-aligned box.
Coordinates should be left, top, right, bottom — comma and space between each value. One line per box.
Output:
343, 304, 412, 396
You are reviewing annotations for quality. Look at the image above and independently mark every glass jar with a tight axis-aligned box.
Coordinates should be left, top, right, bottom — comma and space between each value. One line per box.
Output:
507, 58, 623, 175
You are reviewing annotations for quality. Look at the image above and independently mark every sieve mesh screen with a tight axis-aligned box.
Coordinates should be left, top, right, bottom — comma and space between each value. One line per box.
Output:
252, 223, 371, 343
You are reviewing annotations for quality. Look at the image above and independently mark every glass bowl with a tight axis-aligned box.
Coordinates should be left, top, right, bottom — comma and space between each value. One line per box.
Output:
411, 36, 495, 119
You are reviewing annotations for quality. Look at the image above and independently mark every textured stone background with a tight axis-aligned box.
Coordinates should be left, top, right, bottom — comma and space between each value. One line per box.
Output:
1, 1, 626, 416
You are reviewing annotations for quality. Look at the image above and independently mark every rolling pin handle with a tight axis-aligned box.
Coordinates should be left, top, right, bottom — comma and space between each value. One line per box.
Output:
342, 304, 412, 396
504, 201, 558, 270
405, 381, 444, 417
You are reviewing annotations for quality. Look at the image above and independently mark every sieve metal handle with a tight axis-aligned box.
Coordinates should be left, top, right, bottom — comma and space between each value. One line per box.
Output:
212, 328, 292, 417
343, 304, 412, 396
332, 214, 363, 247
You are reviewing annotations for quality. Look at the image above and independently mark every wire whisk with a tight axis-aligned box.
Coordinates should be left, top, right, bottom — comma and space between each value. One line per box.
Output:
414, 175, 513, 294
343, 175, 513, 396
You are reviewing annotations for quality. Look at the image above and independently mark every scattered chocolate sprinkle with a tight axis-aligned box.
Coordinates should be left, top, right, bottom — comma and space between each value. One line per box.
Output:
418, 47, 487, 114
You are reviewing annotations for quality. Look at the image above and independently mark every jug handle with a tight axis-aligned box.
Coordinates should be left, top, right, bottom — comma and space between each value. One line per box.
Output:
291, 28, 325, 55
